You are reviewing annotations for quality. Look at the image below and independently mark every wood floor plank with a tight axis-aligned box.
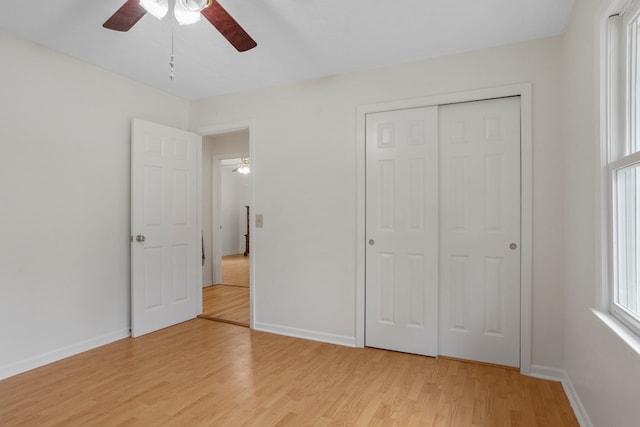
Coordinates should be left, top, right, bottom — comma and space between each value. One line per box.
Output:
0, 320, 578, 426
199, 284, 249, 326
221, 254, 249, 287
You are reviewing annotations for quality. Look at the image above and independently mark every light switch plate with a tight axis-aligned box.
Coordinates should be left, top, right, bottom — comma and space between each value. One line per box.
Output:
255, 214, 263, 228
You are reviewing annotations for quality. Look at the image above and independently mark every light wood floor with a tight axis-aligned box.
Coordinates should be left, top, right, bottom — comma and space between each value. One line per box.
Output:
0, 319, 578, 426
199, 254, 250, 326
221, 254, 249, 287
199, 285, 249, 327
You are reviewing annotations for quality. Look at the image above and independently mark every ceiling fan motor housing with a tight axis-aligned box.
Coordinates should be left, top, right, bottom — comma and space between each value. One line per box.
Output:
180, 0, 209, 12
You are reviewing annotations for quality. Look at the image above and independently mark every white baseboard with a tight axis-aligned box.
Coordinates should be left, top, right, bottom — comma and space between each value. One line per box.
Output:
528, 364, 593, 427
0, 328, 130, 381
202, 281, 213, 287
561, 371, 594, 427
222, 251, 243, 257
253, 321, 356, 347
529, 364, 565, 381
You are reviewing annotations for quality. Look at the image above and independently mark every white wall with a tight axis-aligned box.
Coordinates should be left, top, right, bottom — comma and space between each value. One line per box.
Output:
562, 1, 640, 426
201, 132, 249, 285
191, 37, 566, 367
0, 32, 190, 377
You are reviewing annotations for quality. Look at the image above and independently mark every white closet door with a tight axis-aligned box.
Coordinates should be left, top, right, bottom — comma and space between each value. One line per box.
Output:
438, 97, 521, 367
365, 106, 439, 356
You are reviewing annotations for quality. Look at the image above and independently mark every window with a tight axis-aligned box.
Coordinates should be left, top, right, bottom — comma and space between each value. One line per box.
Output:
608, 2, 640, 336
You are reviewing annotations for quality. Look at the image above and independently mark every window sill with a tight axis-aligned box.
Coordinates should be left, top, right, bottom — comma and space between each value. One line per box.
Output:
591, 308, 640, 360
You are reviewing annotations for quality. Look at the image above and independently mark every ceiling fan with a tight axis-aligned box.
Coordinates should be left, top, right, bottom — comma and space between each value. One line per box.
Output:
103, 0, 257, 52
231, 158, 250, 174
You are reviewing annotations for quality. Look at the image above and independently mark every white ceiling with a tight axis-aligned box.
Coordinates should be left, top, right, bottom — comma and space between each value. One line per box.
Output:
0, 0, 574, 101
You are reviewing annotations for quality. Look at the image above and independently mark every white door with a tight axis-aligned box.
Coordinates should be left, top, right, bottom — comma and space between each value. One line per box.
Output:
438, 97, 521, 367
365, 106, 439, 356
131, 118, 201, 338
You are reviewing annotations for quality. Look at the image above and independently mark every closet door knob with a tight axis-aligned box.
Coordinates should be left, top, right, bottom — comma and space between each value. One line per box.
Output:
136, 235, 146, 243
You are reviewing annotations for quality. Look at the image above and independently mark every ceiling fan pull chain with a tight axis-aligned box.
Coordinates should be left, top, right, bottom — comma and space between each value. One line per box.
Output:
169, 25, 175, 80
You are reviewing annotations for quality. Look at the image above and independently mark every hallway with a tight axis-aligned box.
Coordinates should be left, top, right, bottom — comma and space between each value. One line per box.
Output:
199, 254, 250, 326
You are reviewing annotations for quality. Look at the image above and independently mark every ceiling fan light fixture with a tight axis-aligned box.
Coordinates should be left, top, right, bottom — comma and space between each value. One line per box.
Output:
104, 0, 257, 52
179, 0, 209, 12
235, 158, 251, 174
174, 4, 201, 25
139, 0, 168, 20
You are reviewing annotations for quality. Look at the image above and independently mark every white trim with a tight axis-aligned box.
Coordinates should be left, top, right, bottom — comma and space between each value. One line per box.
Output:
196, 120, 255, 136
355, 83, 534, 375
529, 365, 594, 427
591, 308, 640, 358
597, 0, 630, 317
529, 364, 565, 381
196, 120, 256, 329
356, 84, 533, 116
221, 249, 247, 257
0, 328, 130, 381
254, 322, 357, 347
520, 84, 534, 375
609, 147, 640, 169
561, 371, 595, 427
196, 136, 203, 316
599, 0, 640, 339
597, 11, 618, 311
355, 102, 366, 348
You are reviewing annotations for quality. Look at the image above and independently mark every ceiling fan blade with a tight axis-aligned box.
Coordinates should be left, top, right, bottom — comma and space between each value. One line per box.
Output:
103, 0, 147, 32
201, 1, 257, 52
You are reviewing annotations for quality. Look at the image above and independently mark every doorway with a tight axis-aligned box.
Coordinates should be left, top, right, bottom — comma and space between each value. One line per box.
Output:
357, 85, 533, 372
198, 128, 253, 327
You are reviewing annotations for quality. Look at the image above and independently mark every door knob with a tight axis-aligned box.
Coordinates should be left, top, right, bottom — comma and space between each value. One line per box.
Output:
509, 243, 517, 250
369, 239, 375, 245
136, 235, 145, 243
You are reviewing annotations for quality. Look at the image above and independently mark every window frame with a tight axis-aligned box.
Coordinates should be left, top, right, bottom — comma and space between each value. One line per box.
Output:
607, 0, 640, 338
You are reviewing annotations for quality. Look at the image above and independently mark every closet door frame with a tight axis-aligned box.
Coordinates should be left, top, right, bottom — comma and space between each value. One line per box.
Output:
355, 83, 533, 375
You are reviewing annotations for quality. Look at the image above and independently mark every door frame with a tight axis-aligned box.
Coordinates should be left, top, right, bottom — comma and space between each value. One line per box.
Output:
355, 84, 533, 374
196, 120, 256, 329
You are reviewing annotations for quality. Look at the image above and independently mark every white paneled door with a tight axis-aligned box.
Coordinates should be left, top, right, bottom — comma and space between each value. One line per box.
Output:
365, 97, 521, 367
365, 107, 439, 356
438, 97, 521, 367
131, 119, 201, 338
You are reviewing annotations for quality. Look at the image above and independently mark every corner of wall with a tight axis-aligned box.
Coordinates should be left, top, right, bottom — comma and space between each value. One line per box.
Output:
560, 371, 595, 427
529, 365, 593, 427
